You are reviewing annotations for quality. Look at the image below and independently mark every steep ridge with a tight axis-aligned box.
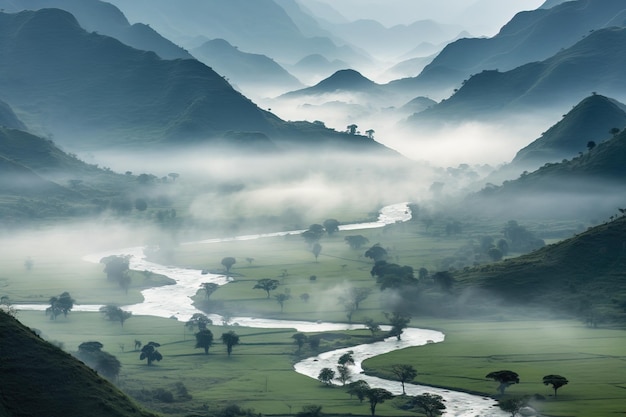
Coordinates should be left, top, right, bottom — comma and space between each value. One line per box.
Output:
0, 311, 158, 417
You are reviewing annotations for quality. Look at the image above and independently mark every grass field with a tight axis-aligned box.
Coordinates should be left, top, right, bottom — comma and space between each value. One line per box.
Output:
3, 214, 622, 416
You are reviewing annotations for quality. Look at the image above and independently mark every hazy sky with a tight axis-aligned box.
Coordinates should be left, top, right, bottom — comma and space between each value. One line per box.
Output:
309, 0, 547, 36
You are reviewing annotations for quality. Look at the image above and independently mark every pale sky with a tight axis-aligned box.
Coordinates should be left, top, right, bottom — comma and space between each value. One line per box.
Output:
309, 0, 547, 36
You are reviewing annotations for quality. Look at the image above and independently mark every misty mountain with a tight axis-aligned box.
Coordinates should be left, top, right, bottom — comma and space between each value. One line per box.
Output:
0, 98, 26, 130
512, 94, 626, 169
0, 311, 158, 417
407, 26, 626, 125
191, 39, 304, 97
388, 0, 626, 99
464, 125, 626, 220
280, 69, 386, 98
105, 0, 369, 68
0, 0, 193, 60
454, 215, 626, 323
289, 54, 351, 85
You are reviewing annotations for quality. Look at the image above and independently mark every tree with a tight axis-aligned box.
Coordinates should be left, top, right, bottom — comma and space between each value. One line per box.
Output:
195, 329, 214, 354
292, 332, 307, 353
432, 271, 454, 292
336, 364, 351, 385
486, 370, 520, 395
312, 242, 322, 261
586, 140, 596, 151
100, 255, 130, 281
99, 304, 132, 327
365, 129, 375, 139
186, 313, 213, 332
46, 291, 75, 320
364, 318, 381, 335
221, 331, 240, 356
370, 261, 417, 290
299, 293, 310, 303
302, 224, 325, 244
140, 342, 163, 365
201, 282, 219, 300
253, 278, 280, 298
345, 235, 369, 249
365, 388, 393, 416
498, 397, 528, 416
385, 311, 411, 340
346, 380, 370, 402
221, 257, 236, 275
318, 367, 335, 385
323, 219, 340, 235
296, 405, 323, 417
275, 292, 290, 312
543, 374, 568, 397
365, 244, 388, 262
346, 124, 358, 135
168, 172, 179, 181
77, 341, 121, 381
338, 351, 355, 366
391, 364, 417, 395
410, 393, 446, 417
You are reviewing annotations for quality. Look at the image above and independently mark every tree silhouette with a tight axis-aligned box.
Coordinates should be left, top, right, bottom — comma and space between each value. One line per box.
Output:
201, 282, 219, 300
486, 370, 519, 395
221, 257, 236, 275
186, 313, 213, 331
99, 304, 132, 327
195, 329, 214, 354
391, 364, 417, 394
346, 380, 370, 402
140, 342, 163, 365
292, 332, 307, 352
323, 219, 340, 235
253, 278, 280, 298
345, 235, 369, 249
385, 311, 411, 340
318, 367, 335, 385
221, 331, 240, 356
543, 374, 568, 397
312, 243, 322, 261
410, 393, 446, 417
365, 388, 393, 416
46, 292, 75, 320
275, 293, 290, 312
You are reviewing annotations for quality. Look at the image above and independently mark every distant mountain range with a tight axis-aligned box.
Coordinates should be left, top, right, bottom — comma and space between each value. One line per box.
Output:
390, 0, 626, 99
407, 26, 626, 125
0, 9, 394, 154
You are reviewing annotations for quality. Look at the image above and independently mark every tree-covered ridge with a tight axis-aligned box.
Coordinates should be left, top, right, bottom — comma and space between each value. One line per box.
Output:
0, 311, 158, 417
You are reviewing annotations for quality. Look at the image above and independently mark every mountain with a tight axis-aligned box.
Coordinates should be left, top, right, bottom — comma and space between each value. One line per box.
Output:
454, 215, 626, 323
388, 0, 626, 99
281, 69, 384, 98
0, 0, 193, 60
464, 126, 626, 220
191, 39, 304, 98
0, 98, 26, 130
407, 26, 626, 125
0, 311, 158, 417
512, 94, 626, 168
289, 54, 350, 84
105, 0, 368, 67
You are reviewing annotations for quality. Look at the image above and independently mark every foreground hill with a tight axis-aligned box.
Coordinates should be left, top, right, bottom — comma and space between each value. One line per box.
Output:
0, 311, 158, 417
389, 0, 626, 98
408, 26, 626, 125
454, 215, 626, 324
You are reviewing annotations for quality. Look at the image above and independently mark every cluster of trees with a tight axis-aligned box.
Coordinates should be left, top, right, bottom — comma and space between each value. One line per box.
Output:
100, 255, 132, 293
486, 370, 569, 411
99, 304, 132, 327
76, 341, 121, 380
45, 291, 74, 320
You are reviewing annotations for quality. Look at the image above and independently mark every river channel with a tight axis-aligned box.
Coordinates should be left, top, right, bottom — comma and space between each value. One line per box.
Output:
18, 203, 507, 416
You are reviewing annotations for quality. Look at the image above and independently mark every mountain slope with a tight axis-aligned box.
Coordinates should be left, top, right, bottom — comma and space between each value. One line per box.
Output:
389, 0, 626, 98
191, 39, 303, 97
454, 215, 626, 323
0, 311, 158, 417
0, 98, 25, 130
408, 26, 626, 124
0, 0, 192, 60
280, 69, 386, 98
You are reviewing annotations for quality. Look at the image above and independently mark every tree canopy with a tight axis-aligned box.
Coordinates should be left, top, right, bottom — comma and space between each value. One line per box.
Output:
45, 292, 75, 320
99, 305, 132, 327
486, 370, 520, 395
253, 278, 280, 298
139, 342, 163, 366
221, 331, 240, 356
195, 329, 214, 355
410, 393, 446, 417
390, 364, 417, 394
365, 388, 393, 416
543, 374, 569, 397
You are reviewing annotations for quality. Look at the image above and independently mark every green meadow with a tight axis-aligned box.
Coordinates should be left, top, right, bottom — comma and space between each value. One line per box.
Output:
4, 214, 624, 416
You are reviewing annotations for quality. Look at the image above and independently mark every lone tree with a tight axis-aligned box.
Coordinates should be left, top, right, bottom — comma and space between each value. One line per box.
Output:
543, 374, 569, 397
346, 380, 370, 402
486, 370, 520, 395
221, 257, 236, 275
46, 292, 75, 320
221, 330, 240, 356
275, 292, 290, 312
323, 219, 340, 235
99, 304, 132, 327
195, 329, 214, 354
336, 364, 352, 385
345, 235, 369, 249
364, 318, 381, 335
498, 397, 528, 416
292, 332, 307, 353
410, 393, 446, 417
385, 311, 411, 340
253, 278, 280, 298
365, 388, 394, 416
318, 367, 335, 385
140, 342, 163, 366
312, 243, 322, 262
338, 351, 355, 366
186, 313, 213, 332
201, 282, 219, 300
391, 364, 417, 395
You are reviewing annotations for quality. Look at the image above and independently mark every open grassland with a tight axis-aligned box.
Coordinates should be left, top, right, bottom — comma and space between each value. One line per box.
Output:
363, 319, 626, 417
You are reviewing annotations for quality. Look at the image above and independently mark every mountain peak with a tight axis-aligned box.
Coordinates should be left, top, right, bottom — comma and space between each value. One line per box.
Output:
315, 69, 377, 91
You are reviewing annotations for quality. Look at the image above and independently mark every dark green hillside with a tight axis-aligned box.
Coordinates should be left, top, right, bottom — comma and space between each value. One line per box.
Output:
454, 216, 626, 324
0, 311, 159, 417
512, 94, 626, 167
409, 26, 626, 123
389, 0, 626, 97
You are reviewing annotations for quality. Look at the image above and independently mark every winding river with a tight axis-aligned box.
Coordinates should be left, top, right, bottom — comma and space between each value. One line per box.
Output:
18, 203, 506, 416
